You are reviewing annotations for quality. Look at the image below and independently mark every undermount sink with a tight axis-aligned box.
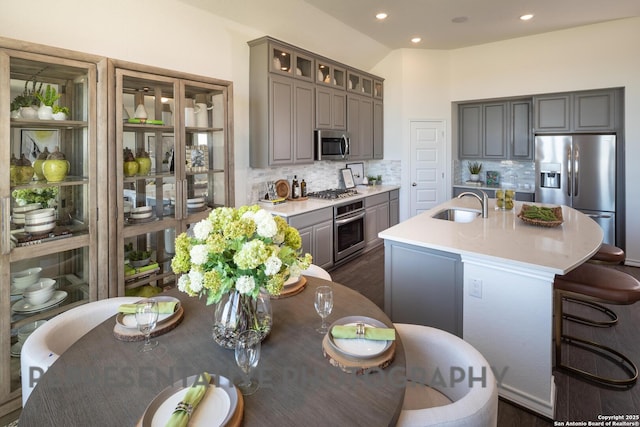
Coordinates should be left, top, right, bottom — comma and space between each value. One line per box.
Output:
431, 208, 481, 223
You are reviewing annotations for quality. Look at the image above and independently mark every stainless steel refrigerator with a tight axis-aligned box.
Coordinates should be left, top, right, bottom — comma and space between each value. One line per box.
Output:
535, 134, 616, 245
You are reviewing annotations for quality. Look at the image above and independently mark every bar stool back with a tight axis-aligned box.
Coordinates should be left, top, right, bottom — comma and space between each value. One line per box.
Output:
554, 262, 640, 387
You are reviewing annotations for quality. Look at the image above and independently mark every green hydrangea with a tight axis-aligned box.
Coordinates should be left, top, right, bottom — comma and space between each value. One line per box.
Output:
172, 205, 312, 304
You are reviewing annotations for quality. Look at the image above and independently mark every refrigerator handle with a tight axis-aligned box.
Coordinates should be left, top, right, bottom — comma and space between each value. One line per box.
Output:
574, 145, 579, 197
567, 145, 572, 197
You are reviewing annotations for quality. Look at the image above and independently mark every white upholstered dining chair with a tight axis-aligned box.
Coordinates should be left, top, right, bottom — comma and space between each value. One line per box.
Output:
394, 323, 498, 427
301, 264, 332, 281
20, 296, 140, 406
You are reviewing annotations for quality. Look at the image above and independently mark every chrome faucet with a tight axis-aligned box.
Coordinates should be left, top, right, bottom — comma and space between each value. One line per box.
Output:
457, 190, 489, 218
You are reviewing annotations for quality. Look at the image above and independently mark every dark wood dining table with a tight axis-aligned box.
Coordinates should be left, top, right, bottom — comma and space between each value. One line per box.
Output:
19, 276, 406, 426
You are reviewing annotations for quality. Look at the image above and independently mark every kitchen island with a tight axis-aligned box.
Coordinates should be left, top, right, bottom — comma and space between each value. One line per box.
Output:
379, 197, 603, 418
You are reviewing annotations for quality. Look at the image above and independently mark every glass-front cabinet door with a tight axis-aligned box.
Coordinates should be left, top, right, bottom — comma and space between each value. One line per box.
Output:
0, 49, 98, 405
111, 64, 233, 297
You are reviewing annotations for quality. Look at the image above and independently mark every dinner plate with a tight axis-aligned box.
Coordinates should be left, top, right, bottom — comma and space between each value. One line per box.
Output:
11, 290, 68, 313
141, 373, 238, 427
116, 296, 181, 329
328, 316, 392, 359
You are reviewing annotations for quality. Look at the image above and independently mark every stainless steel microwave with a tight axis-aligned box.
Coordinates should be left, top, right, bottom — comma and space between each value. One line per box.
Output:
314, 129, 350, 161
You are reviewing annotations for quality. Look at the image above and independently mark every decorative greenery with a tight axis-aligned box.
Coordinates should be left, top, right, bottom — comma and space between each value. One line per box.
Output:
53, 105, 70, 116
12, 186, 59, 207
10, 79, 43, 111
36, 84, 61, 107
172, 205, 312, 305
129, 250, 152, 261
467, 161, 483, 175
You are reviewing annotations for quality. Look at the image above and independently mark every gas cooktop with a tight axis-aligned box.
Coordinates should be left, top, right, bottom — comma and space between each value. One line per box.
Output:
306, 188, 359, 200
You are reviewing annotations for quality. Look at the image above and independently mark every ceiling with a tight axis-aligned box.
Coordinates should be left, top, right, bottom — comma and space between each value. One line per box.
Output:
180, 0, 640, 50
301, 0, 640, 49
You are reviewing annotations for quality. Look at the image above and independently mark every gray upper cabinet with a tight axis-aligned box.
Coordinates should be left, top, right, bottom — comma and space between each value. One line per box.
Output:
510, 99, 533, 160
483, 102, 508, 158
459, 99, 532, 160
249, 36, 384, 165
249, 38, 315, 167
373, 99, 384, 159
534, 89, 619, 133
315, 85, 346, 130
534, 94, 570, 132
347, 94, 373, 160
573, 90, 616, 132
459, 104, 482, 158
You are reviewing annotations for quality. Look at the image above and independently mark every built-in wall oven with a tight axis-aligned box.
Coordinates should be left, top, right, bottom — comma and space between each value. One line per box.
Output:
334, 199, 366, 263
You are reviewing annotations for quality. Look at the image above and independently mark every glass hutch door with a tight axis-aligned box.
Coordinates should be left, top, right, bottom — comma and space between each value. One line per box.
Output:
0, 50, 97, 405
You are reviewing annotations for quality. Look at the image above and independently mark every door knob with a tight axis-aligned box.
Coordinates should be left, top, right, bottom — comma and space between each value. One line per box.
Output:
412, 182, 417, 186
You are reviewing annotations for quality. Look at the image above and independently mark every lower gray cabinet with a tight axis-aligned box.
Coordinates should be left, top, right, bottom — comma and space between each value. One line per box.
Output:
365, 193, 389, 250
288, 207, 333, 269
384, 241, 463, 337
389, 189, 399, 226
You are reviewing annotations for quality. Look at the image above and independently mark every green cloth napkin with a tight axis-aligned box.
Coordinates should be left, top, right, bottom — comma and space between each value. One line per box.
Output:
118, 301, 177, 315
165, 372, 212, 427
331, 325, 395, 341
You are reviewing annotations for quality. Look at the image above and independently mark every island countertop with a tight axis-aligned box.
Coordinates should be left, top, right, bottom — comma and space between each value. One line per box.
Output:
379, 197, 603, 275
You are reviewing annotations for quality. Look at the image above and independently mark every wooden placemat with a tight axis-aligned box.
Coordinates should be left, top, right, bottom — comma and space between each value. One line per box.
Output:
113, 306, 184, 342
322, 334, 396, 375
272, 276, 307, 299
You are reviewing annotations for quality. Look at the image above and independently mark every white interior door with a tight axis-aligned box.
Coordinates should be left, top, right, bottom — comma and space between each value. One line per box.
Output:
410, 120, 447, 217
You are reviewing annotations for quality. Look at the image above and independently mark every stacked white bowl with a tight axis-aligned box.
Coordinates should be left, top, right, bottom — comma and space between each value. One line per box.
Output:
130, 205, 153, 220
11, 267, 43, 291
24, 208, 56, 235
187, 197, 206, 210
12, 203, 42, 225
22, 278, 56, 305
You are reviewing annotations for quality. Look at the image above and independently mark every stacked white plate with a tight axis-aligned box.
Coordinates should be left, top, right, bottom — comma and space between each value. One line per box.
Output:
24, 208, 56, 234
130, 205, 153, 219
12, 203, 42, 225
187, 197, 206, 210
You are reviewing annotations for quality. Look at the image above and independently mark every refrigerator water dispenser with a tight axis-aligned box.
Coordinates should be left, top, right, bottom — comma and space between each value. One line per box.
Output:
541, 172, 561, 188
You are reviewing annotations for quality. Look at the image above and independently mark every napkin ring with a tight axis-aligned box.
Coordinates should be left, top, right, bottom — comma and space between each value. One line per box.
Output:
175, 401, 194, 416
356, 322, 365, 337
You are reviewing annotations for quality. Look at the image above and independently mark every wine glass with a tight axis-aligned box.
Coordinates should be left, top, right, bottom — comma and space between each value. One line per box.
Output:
314, 286, 333, 334
135, 299, 159, 352
235, 330, 261, 395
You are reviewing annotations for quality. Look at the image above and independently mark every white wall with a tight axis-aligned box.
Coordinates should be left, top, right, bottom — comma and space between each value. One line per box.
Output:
374, 17, 640, 264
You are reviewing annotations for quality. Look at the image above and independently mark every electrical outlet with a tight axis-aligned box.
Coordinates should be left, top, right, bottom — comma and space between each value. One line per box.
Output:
470, 278, 483, 298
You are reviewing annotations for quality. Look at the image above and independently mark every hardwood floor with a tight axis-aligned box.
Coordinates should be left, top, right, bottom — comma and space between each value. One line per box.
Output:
330, 245, 640, 426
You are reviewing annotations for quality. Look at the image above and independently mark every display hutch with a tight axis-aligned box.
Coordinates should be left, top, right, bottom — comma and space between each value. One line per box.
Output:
0, 39, 105, 416
108, 61, 234, 297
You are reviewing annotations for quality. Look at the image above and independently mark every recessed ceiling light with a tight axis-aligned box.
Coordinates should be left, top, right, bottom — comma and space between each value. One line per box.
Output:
520, 14, 534, 21
411, 37, 422, 44
452, 16, 468, 24
376, 12, 388, 20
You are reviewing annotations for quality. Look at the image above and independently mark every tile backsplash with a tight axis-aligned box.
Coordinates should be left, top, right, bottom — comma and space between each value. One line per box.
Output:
246, 160, 401, 204
454, 159, 535, 191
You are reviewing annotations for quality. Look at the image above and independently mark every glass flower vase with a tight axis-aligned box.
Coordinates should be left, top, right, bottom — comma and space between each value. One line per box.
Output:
212, 290, 272, 349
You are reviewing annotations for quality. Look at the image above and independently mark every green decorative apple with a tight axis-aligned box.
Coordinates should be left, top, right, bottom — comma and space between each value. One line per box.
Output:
123, 148, 139, 177
33, 147, 50, 181
42, 147, 69, 183
135, 149, 151, 176
15, 154, 34, 184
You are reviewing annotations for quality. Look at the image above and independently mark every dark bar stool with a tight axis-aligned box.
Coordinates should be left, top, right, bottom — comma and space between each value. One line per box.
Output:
554, 262, 640, 387
563, 244, 625, 328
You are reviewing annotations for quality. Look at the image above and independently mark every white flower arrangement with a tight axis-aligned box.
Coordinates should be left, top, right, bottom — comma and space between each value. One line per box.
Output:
172, 205, 312, 304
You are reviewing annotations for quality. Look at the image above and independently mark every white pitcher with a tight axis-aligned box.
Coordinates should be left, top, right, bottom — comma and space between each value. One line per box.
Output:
184, 98, 196, 127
